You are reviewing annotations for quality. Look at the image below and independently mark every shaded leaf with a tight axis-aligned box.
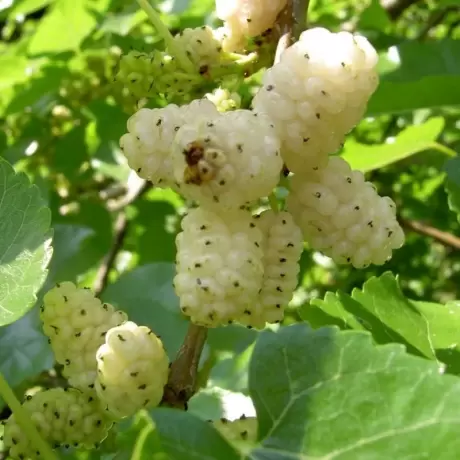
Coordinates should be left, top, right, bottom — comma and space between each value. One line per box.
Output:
249, 324, 460, 459
102, 263, 188, 360
0, 158, 52, 326
149, 408, 240, 460
0, 309, 53, 406
357, 0, 392, 31
369, 40, 460, 114
342, 117, 444, 172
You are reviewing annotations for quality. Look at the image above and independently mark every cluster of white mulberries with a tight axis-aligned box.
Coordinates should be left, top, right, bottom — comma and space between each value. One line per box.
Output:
95, 321, 169, 419
252, 27, 379, 174
40, 284, 169, 421
41, 282, 127, 393
117, 21, 405, 328
215, 0, 287, 51
287, 157, 405, 268
2, 388, 112, 459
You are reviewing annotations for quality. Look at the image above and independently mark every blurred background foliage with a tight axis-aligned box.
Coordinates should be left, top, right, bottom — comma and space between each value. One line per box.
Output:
0, 0, 459, 455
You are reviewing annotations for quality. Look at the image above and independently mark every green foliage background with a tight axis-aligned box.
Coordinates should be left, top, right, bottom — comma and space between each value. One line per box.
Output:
0, 0, 460, 458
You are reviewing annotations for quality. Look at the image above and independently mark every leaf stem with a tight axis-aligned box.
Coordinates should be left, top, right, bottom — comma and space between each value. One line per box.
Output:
162, 324, 208, 409
432, 142, 457, 158
0, 373, 58, 460
136, 0, 196, 74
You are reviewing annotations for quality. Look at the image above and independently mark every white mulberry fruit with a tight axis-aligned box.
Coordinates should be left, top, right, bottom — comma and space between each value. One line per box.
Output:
174, 207, 264, 327
172, 109, 282, 210
95, 321, 169, 419
119, 99, 219, 187
172, 26, 224, 69
212, 415, 257, 452
2, 388, 111, 459
252, 27, 379, 173
216, 0, 287, 51
248, 210, 303, 328
287, 157, 405, 268
40, 282, 127, 392
114, 50, 195, 100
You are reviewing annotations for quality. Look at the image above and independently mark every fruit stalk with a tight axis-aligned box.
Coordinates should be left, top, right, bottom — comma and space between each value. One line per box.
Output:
0, 373, 58, 460
136, 0, 196, 74
162, 324, 208, 409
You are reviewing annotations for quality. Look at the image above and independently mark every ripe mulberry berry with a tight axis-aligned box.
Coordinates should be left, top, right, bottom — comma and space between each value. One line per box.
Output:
286, 157, 405, 268
174, 207, 264, 327
3, 388, 111, 459
119, 99, 219, 187
171, 109, 282, 210
212, 415, 257, 452
246, 210, 303, 328
95, 321, 169, 419
216, 0, 287, 51
41, 282, 127, 392
252, 27, 379, 174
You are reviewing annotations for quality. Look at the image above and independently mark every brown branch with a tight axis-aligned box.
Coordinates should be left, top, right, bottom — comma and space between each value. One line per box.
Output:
293, 0, 309, 38
93, 212, 129, 296
274, 0, 309, 63
162, 323, 208, 410
400, 218, 460, 250
274, 1, 294, 63
417, 6, 459, 40
381, 0, 423, 20
93, 180, 151, 296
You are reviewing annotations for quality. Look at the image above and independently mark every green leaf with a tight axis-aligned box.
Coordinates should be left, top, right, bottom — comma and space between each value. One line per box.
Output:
357, 0, 392, 31
341, 117, 444, 172
149, 408, 240, 460
102, 263, 188, 360
28, 0, 109, 55
48, 200, 112, 286
8, 0, 52, 18
46, 224, 96, 284
85, 100, 132, 181
444, 156, 460, 222
107, 413, 165, 460
0, 158, 52, 326
249, 323, 460, 459
0, 309, 54, 407
53, 124, 89, 178
5, 65, 69, 116
412, 300, 460, 375
99, 4, 145, 36
369, 39, 460, 115
301, 272, 437, 360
